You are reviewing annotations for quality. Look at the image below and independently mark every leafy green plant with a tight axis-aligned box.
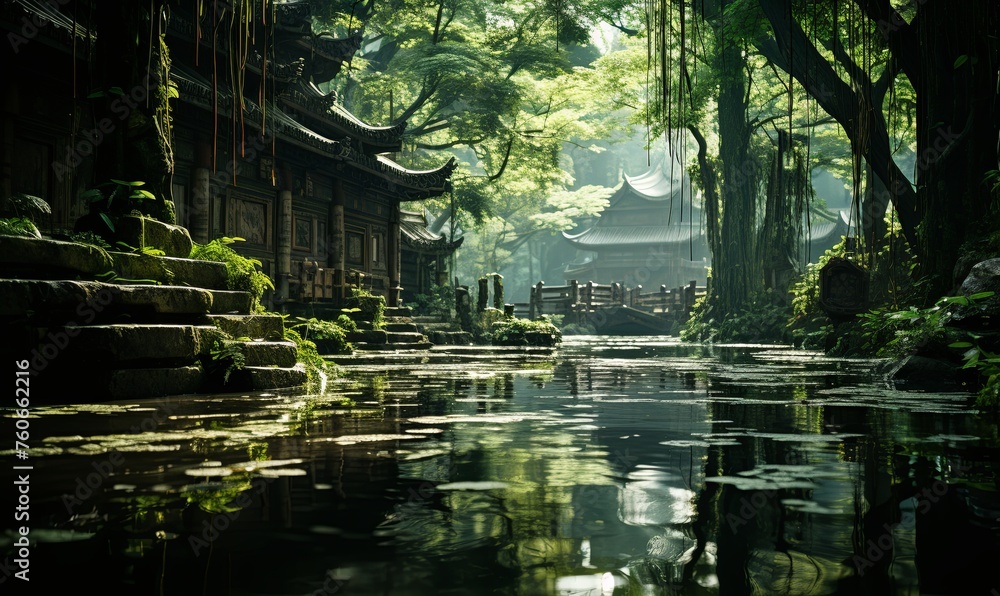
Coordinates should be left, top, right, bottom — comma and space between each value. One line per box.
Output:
0, 217, 41, 238
283, 326, 337, 391
3, 193, 51, 223
79, 179, 157, 233
115, 240, 165, 256
208, 338, 247, 385
190, 236, 274, 312
682, 289, 791, 344
292, 316, 352, 354
69, 230, 112, 249
410, 284, 453, 318
491, 317, 561, 346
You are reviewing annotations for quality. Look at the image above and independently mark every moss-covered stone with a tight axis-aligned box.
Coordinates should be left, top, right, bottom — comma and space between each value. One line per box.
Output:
0, 279, 211, 317
112, 252, 228, 289
114, 215, 193, 258
0, 236, 114, 278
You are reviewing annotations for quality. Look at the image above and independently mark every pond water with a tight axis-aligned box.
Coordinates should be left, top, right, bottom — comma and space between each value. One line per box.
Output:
3, 337, 999, 595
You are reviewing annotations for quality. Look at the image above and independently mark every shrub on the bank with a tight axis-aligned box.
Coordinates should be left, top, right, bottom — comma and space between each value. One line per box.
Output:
491, 317, 561, 347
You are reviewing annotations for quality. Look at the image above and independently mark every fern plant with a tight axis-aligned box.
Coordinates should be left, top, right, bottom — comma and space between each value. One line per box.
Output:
190, 236, 274, 312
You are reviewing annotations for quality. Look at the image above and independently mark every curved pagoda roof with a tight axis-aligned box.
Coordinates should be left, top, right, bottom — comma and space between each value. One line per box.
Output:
562, 164, 703, 249
401, 210, 464, 253
280, 80, 407, 153
171, 64, 454, 199
563, 224, 702, 249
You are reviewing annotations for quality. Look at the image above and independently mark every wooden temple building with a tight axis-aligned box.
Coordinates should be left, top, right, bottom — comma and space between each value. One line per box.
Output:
562, 166, 710, 290
1, 0, 457, 309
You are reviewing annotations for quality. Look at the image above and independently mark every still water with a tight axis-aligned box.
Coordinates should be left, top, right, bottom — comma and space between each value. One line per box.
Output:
3, 337, 999, 595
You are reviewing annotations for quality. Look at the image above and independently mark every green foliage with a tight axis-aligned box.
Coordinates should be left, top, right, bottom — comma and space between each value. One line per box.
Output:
336, 314, 358, 332
3, 193, 51, 222
409, 284, 454, 318
682, 289, 792, 344
190, 237, 274, 313
69, 230, 112, 250
283, 327, 337, 391
292, 317, 353, 355
347, 288, 386, 329
946, 295, 1000, 412
0, 217, 41, 238
79, 179, 158, 232
115, 240, 165, 257
491, 317, 562, 346
208, 338, 247, 385
854, 292, 996, 359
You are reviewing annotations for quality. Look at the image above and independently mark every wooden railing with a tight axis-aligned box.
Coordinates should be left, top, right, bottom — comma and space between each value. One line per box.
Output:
515, 279, 706, 326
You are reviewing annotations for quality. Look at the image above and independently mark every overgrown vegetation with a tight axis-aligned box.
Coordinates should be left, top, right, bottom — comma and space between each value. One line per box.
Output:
0, 217, 41, 238
190, 236, 274, 313
283, 326, 337, 391
346, 288, 386, 329
409, 284, 453, 318
292, 317, 353, 355
491, 317, 561, 347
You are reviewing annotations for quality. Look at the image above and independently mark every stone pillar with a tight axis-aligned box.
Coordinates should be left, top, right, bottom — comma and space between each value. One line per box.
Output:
190, 139, 212, 244
492, 273, 504, 310
477, 277, 489, 312
278, 189, 292, 303
389, 203, 401, 307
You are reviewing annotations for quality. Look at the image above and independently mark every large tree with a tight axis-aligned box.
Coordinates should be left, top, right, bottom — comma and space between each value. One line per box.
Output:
755, 0, 1000, 296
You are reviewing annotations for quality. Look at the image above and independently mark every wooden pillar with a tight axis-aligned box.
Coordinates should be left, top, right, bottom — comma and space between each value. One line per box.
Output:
389, 203, 401, 307
189, 140, 212, 243
278, 188, 292, 303
330, 180, 345, 298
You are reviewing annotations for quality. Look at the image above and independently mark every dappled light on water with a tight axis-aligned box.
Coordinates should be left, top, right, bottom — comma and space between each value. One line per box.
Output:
6, 336, 998, 594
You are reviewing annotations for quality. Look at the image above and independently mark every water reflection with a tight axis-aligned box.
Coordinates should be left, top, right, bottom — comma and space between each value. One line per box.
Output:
2, 337, 998, 595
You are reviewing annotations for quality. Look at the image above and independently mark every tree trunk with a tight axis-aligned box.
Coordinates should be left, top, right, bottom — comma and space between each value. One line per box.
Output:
915, 1, 1000, 293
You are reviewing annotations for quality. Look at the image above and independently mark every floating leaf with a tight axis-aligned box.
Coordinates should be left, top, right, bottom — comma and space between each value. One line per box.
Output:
953, 55, 968, 69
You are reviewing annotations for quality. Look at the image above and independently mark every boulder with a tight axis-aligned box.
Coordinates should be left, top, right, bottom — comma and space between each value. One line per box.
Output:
952, 258, 1000, 330
114, 215, 193, 258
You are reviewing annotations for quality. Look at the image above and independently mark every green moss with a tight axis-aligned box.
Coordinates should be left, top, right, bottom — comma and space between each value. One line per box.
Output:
190, 237, 273, 312
491, 317, 561, 347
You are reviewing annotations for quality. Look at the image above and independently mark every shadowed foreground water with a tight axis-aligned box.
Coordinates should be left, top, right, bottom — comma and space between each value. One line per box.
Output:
2, 337, 999, 595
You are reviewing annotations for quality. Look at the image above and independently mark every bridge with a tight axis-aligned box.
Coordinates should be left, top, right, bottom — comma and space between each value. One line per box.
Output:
514, 280, 706, 335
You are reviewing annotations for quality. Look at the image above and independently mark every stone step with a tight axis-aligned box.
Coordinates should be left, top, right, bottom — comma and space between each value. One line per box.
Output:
111, 252, 229, 290
239, 340, 298, 368
208, 314, 285, 340
426, 330, 474, 346
0, 279, 212, 319
208, 290, 253, 314
107, 365, 205, 400
384, 322, 419, 333
354, 340, 432, 351
0, 236, 114, 279
57, 323, 219, 363
346, 329, 387, 345
244, 363, 308, 390
411, 315, 449, 324
386, 331, 427, 344
416, 322, 458, 332
384, 306, 412, 317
